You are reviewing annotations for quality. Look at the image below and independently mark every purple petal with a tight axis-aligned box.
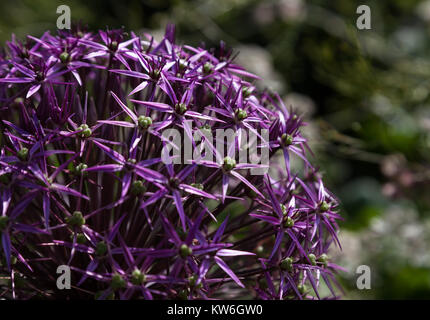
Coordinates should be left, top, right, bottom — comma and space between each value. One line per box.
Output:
110, 91, 138, 123
26, 84, 41, 98
1, 233, 12, 270
179, 184, 217, 200
92, 139, 126, 164
214, 256, 244, 288
230, 170, 264, 198
216, 249, 255, 257
130, 99, 172, 112
172, 190, 186, 230
84, 164, 124, 173
51, 183, 89, 200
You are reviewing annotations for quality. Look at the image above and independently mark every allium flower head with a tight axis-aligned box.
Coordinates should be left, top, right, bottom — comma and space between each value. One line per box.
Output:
0, 25, 343, 299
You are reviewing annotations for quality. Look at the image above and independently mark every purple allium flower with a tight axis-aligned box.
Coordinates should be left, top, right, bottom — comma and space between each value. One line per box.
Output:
0, 25, 344, 300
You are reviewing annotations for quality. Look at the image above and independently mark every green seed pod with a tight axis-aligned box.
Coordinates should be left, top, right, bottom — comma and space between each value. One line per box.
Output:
76, 233, 87, 244
110, 41, 118, 51
203, 62, 214, 74
66, 211, 86, 228
319, 201, 330, 213
318, 253, 328, 266
280, 204, 288, 216
138, 115, 152, 129
190, 183, 204, 190
12, 97, 24, 108
284, 216, 294, 228
200, 124, 212, 136
127, 158, 137, 165
281, 133, 294, 146
77, 124, 92, 138
308, 253, 317, 266
235, 108, 248, 121
242, 86, 253, 98
17, 147, 29, 161
222, 157, 236, 172
188, 275, 197, 287
174, 103, 187, 115
59, 51, 70, 64
179, 244, 192, 259
131, 269, 146, 285
111, 273, 126, 290
95, 241, 108, 256
298, 283, 307, 295
74, 163, 88, 176
179, 59, 188, 71
280, 257, 293, 271
131, 180, 146, 196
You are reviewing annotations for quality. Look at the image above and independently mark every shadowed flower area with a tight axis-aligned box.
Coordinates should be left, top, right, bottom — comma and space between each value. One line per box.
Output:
0, 25, 343, 299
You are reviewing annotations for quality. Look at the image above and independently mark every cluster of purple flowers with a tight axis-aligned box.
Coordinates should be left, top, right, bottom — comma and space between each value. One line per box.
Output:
0, 25, 343, 299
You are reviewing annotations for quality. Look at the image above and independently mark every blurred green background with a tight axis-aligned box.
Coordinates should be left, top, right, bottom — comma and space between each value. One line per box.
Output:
2, 0, 430, 299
